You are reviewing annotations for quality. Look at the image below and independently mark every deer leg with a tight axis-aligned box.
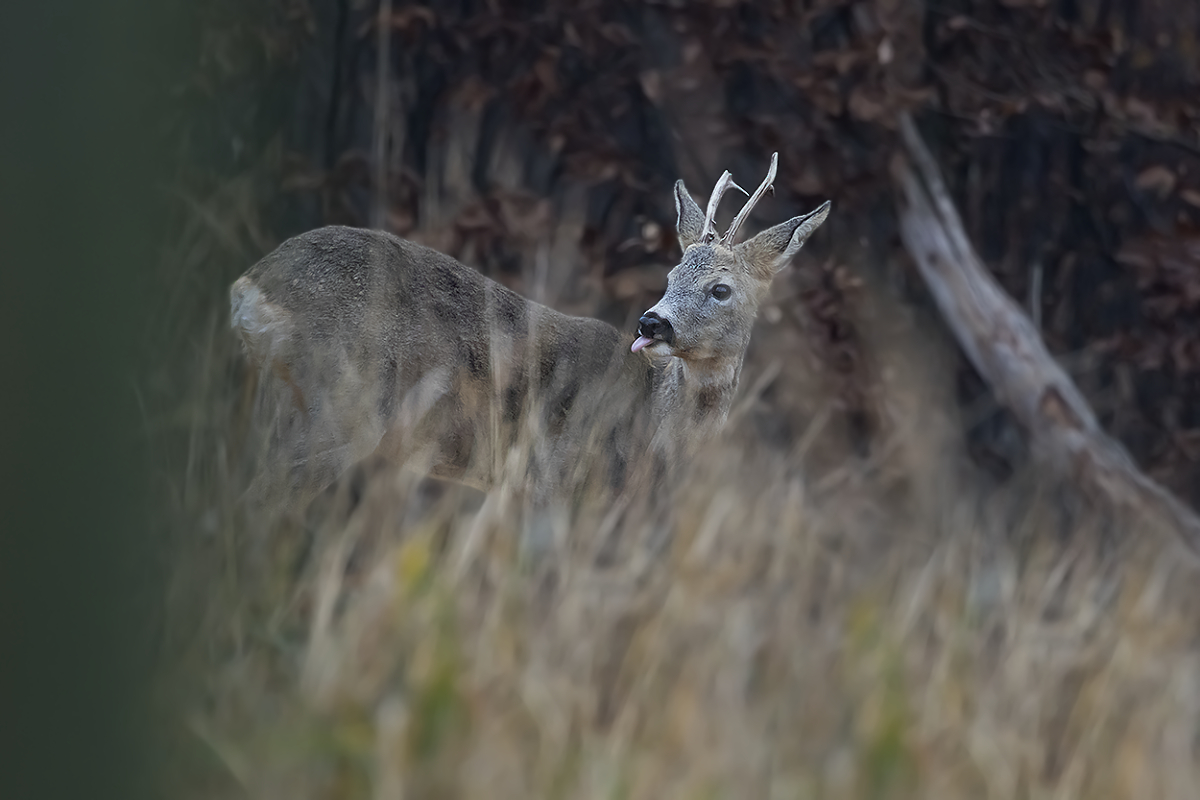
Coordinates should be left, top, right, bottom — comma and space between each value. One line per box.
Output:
243, 358, 388, 514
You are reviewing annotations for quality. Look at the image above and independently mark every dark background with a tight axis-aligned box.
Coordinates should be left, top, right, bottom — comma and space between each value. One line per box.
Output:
4, 0, 1199, 795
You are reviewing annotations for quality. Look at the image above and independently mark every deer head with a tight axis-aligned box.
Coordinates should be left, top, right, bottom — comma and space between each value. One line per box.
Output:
632, 154, 831, 363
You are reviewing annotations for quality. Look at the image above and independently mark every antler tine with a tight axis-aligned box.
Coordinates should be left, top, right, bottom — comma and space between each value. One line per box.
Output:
699, 170, 748, 244
722, 152, 779, 246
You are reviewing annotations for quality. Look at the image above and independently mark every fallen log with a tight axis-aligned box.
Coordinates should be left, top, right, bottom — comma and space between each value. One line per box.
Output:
891, 113, 1200, 557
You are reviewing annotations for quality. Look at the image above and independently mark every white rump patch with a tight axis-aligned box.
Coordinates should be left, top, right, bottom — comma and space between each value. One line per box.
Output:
230, 276, 292, 363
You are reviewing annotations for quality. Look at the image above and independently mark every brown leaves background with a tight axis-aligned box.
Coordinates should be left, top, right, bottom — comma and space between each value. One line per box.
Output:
185, 0, 1200, 498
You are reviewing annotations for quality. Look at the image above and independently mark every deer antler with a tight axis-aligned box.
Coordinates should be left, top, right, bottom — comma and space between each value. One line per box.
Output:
722, 152, 779, 246
699, 170, 748, 244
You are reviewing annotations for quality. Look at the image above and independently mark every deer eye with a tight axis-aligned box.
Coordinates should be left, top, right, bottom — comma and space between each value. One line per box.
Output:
710, 284, 732, 301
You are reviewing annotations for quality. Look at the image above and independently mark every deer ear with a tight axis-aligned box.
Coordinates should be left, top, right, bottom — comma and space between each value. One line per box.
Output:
674, 179, 705, 250
737, 200, 831, 277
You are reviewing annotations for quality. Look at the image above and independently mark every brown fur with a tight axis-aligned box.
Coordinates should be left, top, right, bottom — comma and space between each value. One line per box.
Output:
231, 156, 830, 511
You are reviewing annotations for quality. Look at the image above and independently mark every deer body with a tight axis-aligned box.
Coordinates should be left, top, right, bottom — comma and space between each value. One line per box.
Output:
232, 155, 829, 510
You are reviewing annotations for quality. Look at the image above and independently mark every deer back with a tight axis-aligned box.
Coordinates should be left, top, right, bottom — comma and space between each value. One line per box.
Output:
232, 226, 659, 506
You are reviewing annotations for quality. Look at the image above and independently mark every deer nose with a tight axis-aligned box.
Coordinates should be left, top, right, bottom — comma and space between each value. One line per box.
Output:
638, 311, 675, 345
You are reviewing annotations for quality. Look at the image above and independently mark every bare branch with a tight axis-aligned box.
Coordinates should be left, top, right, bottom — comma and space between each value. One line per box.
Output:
699, 171, 747, 245
723, 152, 779, 246
892, 112, 1200, 557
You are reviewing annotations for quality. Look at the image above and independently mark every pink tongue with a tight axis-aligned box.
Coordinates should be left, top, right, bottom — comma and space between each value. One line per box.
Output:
631, 336, 655, 354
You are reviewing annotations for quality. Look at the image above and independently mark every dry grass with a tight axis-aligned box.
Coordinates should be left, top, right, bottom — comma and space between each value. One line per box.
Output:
152, 180, 1200, 800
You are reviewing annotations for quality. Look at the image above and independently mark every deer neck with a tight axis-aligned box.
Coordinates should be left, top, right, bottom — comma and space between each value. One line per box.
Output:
656, 353, 743, 434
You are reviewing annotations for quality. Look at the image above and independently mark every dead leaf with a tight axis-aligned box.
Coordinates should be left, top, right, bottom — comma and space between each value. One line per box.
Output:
1135, 165, 1177, 198
848, 86, 888, 123
639, 70, 662, 104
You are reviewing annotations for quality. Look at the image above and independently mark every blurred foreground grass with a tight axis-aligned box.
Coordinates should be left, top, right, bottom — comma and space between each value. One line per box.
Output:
153, 189, 1200, 800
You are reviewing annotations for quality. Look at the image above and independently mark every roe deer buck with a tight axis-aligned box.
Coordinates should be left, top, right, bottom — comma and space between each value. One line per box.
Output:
232, 154, 830, 513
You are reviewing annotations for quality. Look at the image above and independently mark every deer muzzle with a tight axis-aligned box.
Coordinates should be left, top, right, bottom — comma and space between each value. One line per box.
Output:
632, 311, 675, 353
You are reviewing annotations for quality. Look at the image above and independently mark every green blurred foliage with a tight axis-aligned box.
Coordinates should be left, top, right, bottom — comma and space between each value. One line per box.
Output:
1, 1, 187, 797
